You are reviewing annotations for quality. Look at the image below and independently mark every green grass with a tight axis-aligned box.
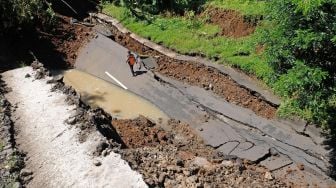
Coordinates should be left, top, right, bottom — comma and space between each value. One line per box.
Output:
102, 3, 274, 83
207, 0, 267, 15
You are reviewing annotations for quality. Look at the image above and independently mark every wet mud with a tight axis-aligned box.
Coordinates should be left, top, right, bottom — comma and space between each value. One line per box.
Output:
63, 69, 168, 122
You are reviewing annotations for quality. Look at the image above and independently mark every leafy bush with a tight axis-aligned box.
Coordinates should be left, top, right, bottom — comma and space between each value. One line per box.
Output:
0, 0, 46, 32
107, 0, 206, 16
208, 0, 267, 16
264, 0, 336, 132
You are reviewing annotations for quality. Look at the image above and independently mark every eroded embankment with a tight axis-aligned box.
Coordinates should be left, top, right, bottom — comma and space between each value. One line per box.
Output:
3, 64, 147, 187
0, 76, 24, 187
112, 117, 286, 187
202, 7, 258, 38
96, 20, 277, 119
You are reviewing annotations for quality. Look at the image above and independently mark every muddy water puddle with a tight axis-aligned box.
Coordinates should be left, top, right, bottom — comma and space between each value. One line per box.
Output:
63, 69, 168, 122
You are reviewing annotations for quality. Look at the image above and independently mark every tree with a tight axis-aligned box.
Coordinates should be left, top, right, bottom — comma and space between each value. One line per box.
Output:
264, 0, 336, 132
0, 0, 46, 33
114, 0, 205, 16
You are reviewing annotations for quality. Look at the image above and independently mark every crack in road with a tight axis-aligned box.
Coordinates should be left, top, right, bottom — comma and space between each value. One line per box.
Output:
303, 156, 330, 174
237, 141, 256, 152
152, 72, 331, 173
202, 103, 328, 164
271, 141, 330, 174
212, 140, 240, 150
205, 64, 279, 108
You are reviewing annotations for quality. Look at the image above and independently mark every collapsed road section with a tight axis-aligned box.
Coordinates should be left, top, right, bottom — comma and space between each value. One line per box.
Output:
73, 17, 336, 186
1, 63, 290, 187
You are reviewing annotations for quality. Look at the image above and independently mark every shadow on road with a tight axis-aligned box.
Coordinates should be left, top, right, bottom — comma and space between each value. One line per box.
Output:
135, 70, 147, 76
324, 137, 336, 179
0, 28, 69, 73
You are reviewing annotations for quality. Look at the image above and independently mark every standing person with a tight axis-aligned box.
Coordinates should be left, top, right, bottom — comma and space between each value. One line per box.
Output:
135, 53, 143, 70
126, 51, 137, 76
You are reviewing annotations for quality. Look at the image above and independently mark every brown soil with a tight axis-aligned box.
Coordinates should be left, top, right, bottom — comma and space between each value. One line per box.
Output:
112, 116, 172, 148
204, 8, 257, 38
37, 15, 93, 66
109, 27, 276, 119
0, 15, 92, 72
113, 116, 287, 187
157, 58, 276, 118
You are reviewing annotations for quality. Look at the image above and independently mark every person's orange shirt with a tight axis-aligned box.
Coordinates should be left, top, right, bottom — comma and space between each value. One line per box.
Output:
128, 55, 136, 65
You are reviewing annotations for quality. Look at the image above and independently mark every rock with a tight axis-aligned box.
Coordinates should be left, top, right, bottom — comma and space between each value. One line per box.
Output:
270, 148, 279, 156
183, 170, 191, 176
31, 61, 43, 70
34, 70, 45, 80
22, 175, 33, 183
222, 160, 234, 168
297, 163, 305, 171
48, 75, 64, 84
145, 178, 155, 186
102, 150, 108, 157
3, 144, 11, 150
12, 182, 21, 188
66, 117, 76, 125
25, 73, 31, 78
221, 154, 237, 160
93, 160, 102, 166
191, 157, 211, 168
158, 173, 166, 184
95, 142, 109, 155
264, 172, 274, 180
177, 151, 194, 161
20, 169, 33, 177
237, 177, 245, 184
46, 71, 51, 77
235, 158, 246, 172
238, 165, 246, 172
209, 84, 213, 90
186, 176, 197, 185
176, 159, 184, 167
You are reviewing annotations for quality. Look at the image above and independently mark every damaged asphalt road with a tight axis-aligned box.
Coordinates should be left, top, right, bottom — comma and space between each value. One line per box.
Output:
74, 29, 335, 186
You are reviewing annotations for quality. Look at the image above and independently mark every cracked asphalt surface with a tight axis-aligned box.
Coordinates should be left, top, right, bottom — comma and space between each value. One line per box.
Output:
74, 31, 335, 186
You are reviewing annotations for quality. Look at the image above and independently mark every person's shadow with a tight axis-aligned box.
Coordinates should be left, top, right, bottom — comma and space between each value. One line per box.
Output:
134, 70, 147, 76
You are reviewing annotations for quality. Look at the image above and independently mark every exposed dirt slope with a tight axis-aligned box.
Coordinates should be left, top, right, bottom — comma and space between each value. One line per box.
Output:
204, 8, 257, 38
36, 15, 93, 66
0, 15, 92, 72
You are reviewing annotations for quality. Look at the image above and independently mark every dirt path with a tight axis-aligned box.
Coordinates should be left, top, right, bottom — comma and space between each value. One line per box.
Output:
3, 67, 147, 188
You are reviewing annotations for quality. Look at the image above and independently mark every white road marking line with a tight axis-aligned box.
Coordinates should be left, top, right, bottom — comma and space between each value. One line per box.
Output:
105, 71, 128, 90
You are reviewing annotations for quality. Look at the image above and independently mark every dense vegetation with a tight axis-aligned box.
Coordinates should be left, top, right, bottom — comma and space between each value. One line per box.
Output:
264, 0, 336, 132
103, 0, 336, 134
0, 0, 53, 33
